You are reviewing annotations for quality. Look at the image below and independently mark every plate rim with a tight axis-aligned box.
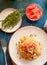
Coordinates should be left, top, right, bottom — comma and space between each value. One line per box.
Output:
8, 26, 47, 65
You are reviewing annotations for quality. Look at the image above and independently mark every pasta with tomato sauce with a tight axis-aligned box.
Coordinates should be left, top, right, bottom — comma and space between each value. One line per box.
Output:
18, 36, 42, 60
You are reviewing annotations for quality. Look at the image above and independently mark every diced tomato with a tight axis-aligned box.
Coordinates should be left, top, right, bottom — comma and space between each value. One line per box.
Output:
27, 8, 32, 13
38, 9, 43, 16
31, 15, 38, 19
26, 4, 43, 21
21, 43, 29, 50
38, 9, 41, 14
29, 11, 35, 16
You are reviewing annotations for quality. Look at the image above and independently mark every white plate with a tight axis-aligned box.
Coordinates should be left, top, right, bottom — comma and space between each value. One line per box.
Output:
0, 8, 22, 33
8, 26, 47, 65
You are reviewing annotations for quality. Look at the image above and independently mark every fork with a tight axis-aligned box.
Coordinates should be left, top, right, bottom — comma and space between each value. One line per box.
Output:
0, 38, 7, 65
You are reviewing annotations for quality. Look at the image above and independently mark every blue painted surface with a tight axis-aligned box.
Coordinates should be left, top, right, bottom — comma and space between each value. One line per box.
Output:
0, 0, 47, 65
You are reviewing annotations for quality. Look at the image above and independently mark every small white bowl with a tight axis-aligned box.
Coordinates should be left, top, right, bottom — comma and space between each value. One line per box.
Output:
26, 3, 43, 21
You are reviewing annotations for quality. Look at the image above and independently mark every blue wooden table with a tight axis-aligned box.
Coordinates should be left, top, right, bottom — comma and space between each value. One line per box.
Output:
0, 0, 47, 65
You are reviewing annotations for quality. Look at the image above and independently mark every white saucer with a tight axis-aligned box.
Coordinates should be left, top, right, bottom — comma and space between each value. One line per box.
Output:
0, 8, 22, 33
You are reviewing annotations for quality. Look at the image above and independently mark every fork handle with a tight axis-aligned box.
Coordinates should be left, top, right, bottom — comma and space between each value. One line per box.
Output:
4, 52, 7, 65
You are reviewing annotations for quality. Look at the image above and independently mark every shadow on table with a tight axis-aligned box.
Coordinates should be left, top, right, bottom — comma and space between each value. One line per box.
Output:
0, 0, 16, 12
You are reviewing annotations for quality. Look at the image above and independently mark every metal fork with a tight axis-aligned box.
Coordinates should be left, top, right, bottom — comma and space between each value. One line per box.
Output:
0, 38, 7, 65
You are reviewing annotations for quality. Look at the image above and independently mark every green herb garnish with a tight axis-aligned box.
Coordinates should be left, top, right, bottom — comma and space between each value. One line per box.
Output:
2, 9, 22, 29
